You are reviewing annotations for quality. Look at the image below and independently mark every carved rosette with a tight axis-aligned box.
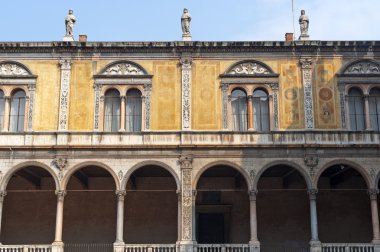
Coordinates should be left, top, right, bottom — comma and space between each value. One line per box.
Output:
58, 59, 72, 131
308, 189, 318, 200
180, 57, 192, 130
221, 83, 230, 130
270, 83, 279, 129
179, 155, 193, 241
300, 58, 314, 129
368, 189, 379, 200
228, 62, 270, 75
0, 63, 29, 76
93, 83, 102, 130
143, 83, 152, 130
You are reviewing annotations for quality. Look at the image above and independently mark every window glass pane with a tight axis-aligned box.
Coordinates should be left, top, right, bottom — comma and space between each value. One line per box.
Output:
369, 88, 380, 131
253, 90, 269, 131
126, 89, 142, 132
231, 89, 247, 131
104, 89, 120, 132
0, 91, 4, 131
348, 88, 365, 131
10, 90, 26, 132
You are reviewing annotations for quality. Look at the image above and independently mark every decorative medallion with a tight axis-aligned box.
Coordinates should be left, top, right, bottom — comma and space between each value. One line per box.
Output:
319, 88, 333, 101
285, 88, 298, 101
228, 62, 271, 75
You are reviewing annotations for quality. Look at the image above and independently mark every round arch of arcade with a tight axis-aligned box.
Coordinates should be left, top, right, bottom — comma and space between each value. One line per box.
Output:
0, 161, 60, 191
121, 160, 181, 191
253, 160, 313, 190
60, 161, 121, 190
313, 159, 372, 189
192, 160, 253, 190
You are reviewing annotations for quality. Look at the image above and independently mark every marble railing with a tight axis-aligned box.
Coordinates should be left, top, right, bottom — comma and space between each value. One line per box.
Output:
0, 245, 51, 252
124, 244, 176, 252
321, 243, 374, 252
196, 244, 250, 252
0, 131, 379, 147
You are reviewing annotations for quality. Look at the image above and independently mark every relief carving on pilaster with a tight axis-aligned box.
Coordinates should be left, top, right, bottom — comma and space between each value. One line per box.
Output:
270, 83, 279, 129
180, 57, 192, 130
300, 57, 314, 129
58, 59, 72, 131
338, 82, 346, 129
179, 155, 193, 241
221, 83, 230, 130
27, 84, 36, 131
93, 83, 102, 130
143, 83, 152, 130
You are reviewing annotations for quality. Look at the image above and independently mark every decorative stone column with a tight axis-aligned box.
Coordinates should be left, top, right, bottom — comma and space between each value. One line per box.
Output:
300, 58, 314, 129
221, 83, 230, 130
308, 189, 321, 252
58, 59, 72, 131
249, 190, 260, 252
179, 155, 196, 252
368, 189, 380, 244
120, 96, 126, 131
364, 94, 372, 130
247, 96, 253, 130
2, 96, 10, 131
180, 57, 192, 131
52, 190, 66, 252
177, 190, 182, 242
0, 191, 6, 244
114, 190, 126, 252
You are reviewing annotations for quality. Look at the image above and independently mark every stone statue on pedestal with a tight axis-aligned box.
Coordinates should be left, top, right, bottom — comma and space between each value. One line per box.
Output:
181, 8, 191, 41
298, 10, 309, 40
63, 10, 76, 41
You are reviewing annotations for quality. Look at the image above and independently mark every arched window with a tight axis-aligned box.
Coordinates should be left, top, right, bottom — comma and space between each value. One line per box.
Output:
126, 89, 142, 132
252, 89, 269, 131
231, 89, 248, 131
348, 88, 365, 131
9, 90, 26, 132
369, 88, 380, 131
104, 89, 120, 132
0, 90, 4, 131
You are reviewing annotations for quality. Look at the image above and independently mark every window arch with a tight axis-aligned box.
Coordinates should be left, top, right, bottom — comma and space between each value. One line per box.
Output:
231, 89, 248, 131
252, 89, 269, 131
369, 88, 380, 131
0, 90, 4, 131
348, 88, 365, 131
9, 90, 26, 132
104, 89, 121, 132
126, 89, 142, 132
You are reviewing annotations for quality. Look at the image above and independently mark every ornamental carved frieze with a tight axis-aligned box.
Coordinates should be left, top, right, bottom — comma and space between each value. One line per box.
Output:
0, 63, 29, 76
228, 62, 271, 75
344, 61, 380, 74
102, 62, 145, 75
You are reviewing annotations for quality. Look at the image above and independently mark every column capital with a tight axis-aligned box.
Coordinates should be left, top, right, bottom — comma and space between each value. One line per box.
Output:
116, 190, 127, 200
299, 57, 313, 69
180, 57, 193, 68
55, 190, 67, 201
0, 191, 7, 202
368, 189, 379, 200
4, 96, 11, 100
308, 189, 318, 200
179, 155, 193, 169
249, 190, 258, 201
120, 95, 126, 100
59, 59, 72, 70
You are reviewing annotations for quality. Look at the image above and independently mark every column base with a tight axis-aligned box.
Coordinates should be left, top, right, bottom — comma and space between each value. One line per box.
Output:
249, 240, 260, 252
178, 240, 196, 252
309, 240, 322, 252
114, 242, 125, 252
51, 242, 64, 252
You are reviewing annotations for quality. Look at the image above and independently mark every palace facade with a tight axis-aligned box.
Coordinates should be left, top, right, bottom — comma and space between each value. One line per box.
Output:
0, 40, 379, 252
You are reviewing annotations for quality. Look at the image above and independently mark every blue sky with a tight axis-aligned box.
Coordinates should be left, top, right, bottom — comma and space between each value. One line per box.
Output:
2, 0, 380, 41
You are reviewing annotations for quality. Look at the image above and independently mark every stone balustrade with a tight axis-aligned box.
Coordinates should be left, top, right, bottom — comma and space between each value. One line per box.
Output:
124, 244, 176, 252
321, 243, 374, 252
196, 244, 250, 252
0, 245, 52, 252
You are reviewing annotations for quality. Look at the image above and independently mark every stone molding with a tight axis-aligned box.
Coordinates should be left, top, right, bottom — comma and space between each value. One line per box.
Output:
300, 57, 314, 129
58, 59, 72, 131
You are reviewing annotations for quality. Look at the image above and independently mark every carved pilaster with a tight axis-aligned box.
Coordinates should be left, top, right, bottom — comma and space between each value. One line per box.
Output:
180, 57, 192, 131
270, 83, 279, 130
93, 83, 102, 131
221, 83, 230, 130
143, 83, 152, 131
26, 84, 36, 131
300, 58, 314, 129
338, 82, 346, 129
179, 155, 194, 241
58, 59, 72, 131
308, 189, 318, 200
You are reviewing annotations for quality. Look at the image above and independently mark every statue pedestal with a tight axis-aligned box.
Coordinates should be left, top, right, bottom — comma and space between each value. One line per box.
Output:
182, 34, 192, 41
299, 34, 310, 41
63, 35, 74, 42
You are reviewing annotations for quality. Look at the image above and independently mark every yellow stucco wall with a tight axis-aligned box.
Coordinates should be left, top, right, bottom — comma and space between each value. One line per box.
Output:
17, 57, 350, 132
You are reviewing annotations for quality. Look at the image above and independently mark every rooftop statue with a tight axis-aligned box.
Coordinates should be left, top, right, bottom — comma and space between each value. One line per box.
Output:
299, 10, 310, 40
64, 10, 76, 41
181, 8, 191, 41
